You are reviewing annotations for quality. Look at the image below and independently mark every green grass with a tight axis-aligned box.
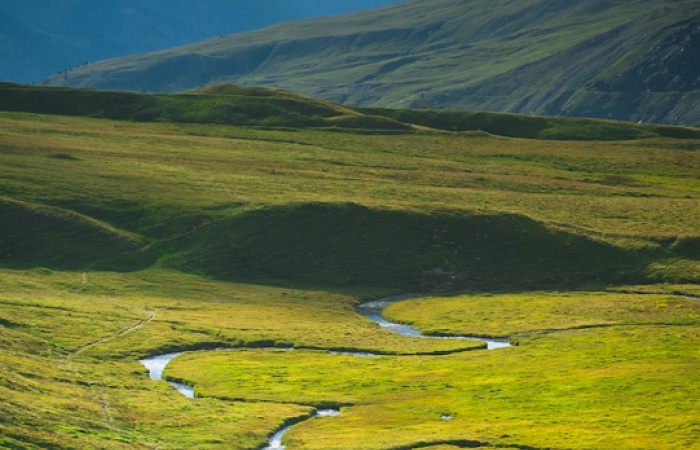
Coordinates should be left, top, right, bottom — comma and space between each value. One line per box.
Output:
0, 100, 698, 290
167, 295, 700, 449
0, 269, 319, 449
34, 1, 700, 126
0, 88, 699, 449
4, 266, 695, 449
0, 268, 480, 450
383, 292, 700, 338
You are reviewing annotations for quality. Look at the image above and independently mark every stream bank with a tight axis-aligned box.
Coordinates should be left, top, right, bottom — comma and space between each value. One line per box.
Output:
356, 295, 511, 349
139, 295, 511, 448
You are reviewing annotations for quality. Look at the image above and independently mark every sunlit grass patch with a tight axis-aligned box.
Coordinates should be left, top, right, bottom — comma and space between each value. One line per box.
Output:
383, 292, 700, 338
0, 268, 477, 360
167, 325, 699, 449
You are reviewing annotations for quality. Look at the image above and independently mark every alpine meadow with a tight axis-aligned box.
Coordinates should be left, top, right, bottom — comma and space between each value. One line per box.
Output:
0, 81, 698, 450
1, 2, 700, 447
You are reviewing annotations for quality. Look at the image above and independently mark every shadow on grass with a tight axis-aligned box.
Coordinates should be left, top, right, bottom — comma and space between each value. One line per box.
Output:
0, 198, 158, 272
168, 202, 652, 292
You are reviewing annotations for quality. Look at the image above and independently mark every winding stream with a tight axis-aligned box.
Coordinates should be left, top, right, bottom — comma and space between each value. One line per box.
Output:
139, 352, 195, 398
139, 295, 510, 448
263, 409, 340, 450
356, 296, 511, 350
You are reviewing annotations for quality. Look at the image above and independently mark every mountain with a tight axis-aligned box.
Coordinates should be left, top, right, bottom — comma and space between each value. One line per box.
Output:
0, 0, 402, 84
38, 0, 700, 126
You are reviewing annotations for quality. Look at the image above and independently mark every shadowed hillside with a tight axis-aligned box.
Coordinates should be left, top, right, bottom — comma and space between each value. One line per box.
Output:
0, 197, 157, 271
168, 203, 646, 291
37, 0, 700, 126
3, 82, 700, 139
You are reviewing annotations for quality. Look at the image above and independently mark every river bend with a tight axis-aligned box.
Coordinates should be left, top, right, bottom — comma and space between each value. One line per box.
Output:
356, 296, 511, 350
139, 295, 511, 448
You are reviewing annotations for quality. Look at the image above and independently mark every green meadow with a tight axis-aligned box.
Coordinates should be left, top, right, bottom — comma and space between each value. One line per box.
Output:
0, 85, 699, 449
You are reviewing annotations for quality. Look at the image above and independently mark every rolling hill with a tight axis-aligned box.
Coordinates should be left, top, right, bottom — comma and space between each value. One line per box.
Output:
4, 82, 700, 140
38, 0, 700, 126
1, 82, 699, 291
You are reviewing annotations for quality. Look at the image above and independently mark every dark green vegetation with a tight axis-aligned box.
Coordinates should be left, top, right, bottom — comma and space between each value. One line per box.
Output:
0, 196, 157, 271
0, 83, 410, 131
37, 0, 700, 126
5, 82, 700, 139
0, 0, 401, 83
0, 85, 698, 449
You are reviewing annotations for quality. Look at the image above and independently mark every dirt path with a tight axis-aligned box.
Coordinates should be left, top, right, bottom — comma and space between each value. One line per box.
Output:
64, 309, 156, 427
69, 309, 156, 359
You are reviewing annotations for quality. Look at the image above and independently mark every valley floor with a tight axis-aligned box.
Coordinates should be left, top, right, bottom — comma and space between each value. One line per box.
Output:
1, 268, 698, 449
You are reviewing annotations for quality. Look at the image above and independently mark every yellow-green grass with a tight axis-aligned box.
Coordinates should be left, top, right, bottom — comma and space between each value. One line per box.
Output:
383, 292, 700, 338
1, 272, 698, 448
166, 292, 700, 450
0, 267, 484, 449
0, 271, 315, 449
1, 344, 310, 449
0, 268, 477, 359
1, 111, 698, 291
1, 111, 698, 240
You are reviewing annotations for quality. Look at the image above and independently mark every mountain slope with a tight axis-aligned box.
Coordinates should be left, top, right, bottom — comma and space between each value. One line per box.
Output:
38, 0, 700, 126
0, 0, 402, 83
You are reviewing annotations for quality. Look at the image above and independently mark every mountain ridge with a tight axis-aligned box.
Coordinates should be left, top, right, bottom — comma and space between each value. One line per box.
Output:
0, 0, 402, 83
38, 0, 700, 126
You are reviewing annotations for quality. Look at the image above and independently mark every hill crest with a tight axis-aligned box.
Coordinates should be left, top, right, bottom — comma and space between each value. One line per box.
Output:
3, 82, 700, 140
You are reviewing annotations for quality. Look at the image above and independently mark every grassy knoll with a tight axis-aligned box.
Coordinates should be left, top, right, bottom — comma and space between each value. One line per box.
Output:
0, 196, 157, 271
0, 82, 410, 130
167, 293, 700, 449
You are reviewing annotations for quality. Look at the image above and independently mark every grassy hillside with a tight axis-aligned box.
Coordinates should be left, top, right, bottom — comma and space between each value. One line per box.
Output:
4, 82, 700, 140
0, 82, 409, 130
168, 203, 642, 291
0, 87, 698, 449
0, 0, 402, 83
37, 0, 700, 126
1, 85, 699, 290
